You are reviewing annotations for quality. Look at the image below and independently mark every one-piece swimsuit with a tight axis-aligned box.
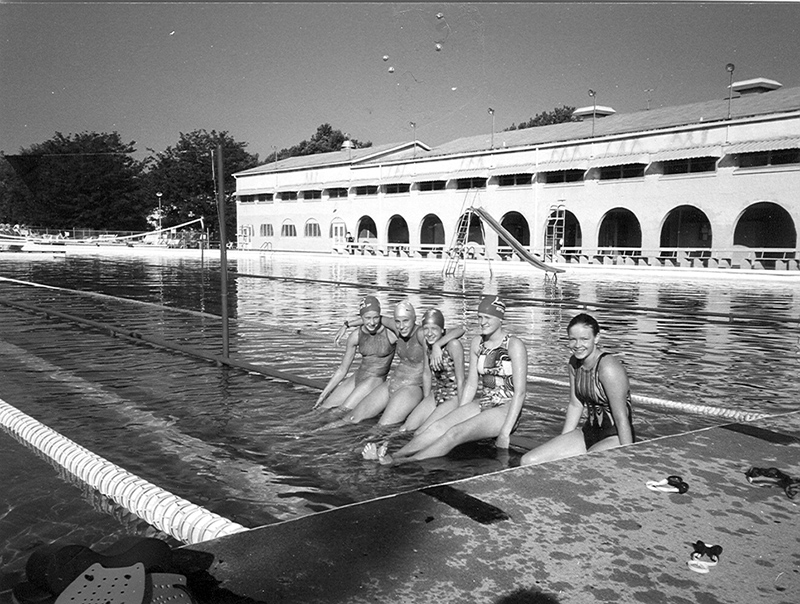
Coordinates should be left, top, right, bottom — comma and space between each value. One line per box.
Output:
429, 344, 458, 405
475, 334, 523, 432
354, 326, 396, 382
387, 326, 426, 396
574, 352, 635, 449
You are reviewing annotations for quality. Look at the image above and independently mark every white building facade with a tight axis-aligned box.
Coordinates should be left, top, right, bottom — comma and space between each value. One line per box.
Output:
235, 80, 800, 269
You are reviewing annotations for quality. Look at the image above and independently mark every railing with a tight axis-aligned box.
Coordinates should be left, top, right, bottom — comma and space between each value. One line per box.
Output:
558, 247, 799, 270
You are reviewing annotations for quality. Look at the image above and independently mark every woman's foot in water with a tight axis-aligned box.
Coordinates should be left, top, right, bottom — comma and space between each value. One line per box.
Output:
361, 441, 390, 462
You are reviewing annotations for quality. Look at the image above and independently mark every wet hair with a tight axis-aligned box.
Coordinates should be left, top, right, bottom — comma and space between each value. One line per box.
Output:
568, 313, 600, 335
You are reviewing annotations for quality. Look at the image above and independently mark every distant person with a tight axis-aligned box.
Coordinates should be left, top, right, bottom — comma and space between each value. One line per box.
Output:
363, 294, 527, 464
520, 313, 635, 466
314, 295, 396, 411
397, 307, 465, 433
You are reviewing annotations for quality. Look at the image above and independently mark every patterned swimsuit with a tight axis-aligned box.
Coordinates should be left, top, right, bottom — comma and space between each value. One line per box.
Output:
429, 345, 458, 405
574, 352, 635, 449
476, 334, 515, 410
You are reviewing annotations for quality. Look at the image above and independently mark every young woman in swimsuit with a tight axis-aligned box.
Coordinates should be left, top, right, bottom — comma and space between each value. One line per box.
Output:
338, 301, 463, 426
397, 308, 465, 433
314, 295, 396, 411
520, 313, 635, 466
362, 295, 527, 464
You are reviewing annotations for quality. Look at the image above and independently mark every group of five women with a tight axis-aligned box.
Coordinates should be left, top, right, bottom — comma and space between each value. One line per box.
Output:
314, 294, 635, 466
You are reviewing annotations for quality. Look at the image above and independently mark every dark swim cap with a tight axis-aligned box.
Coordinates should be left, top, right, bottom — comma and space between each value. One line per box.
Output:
359, 295, 381, 316
421, 308, 445, 329
477, 294, 506, 319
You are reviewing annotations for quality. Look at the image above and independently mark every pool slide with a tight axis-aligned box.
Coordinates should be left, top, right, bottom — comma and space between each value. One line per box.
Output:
469, 207, 565, 274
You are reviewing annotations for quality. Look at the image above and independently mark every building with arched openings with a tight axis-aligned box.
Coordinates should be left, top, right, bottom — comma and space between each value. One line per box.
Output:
235, 78, 800, 269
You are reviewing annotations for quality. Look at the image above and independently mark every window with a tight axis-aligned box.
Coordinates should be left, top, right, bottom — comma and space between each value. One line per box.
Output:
541, 170, 585, 184
239, 195, 256, 203
384, 183, 410, 194
257, 193, 273, 202
418, 180, 446, 191
281, 223, 297, 237
662, 156, 717, 175
327, 188, 348, 198
355, 185, 378, 196
278, 191, 297, 201
304, 221, 321, 237
738, 148, 800, 168
497, 173, 533, 187
302, 190, 321, 201
260, 224, 274, 237
456, 177, 487, 189
598, 164, 645, 180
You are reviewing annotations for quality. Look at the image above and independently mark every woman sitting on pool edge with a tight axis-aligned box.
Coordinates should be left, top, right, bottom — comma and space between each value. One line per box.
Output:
313, 295, 395, 412
520, 312, 635, 466
362, 294, 527, 464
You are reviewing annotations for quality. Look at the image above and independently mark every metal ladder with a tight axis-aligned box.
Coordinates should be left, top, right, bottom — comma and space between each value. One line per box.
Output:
443, 211, 472, 275
544, 203, 566, 261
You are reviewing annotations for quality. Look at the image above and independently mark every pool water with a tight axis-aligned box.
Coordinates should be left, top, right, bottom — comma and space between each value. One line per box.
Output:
1, 250, 799, 589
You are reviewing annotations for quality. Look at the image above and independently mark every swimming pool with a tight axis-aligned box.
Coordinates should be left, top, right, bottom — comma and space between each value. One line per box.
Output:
1, 250, 799, 587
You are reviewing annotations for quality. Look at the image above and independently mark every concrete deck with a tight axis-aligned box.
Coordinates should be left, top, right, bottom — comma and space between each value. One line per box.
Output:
178, 412, 800, 604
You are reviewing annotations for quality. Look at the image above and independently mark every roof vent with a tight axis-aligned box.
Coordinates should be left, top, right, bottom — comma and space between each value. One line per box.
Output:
573, 105, 616, 118
730, 77, 783, 95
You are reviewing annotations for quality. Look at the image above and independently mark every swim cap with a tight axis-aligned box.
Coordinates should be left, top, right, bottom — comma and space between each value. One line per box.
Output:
359, 295, 381, 316
421, 308, 445, 329
477, 295, 506, 319
394, 300, 416, 318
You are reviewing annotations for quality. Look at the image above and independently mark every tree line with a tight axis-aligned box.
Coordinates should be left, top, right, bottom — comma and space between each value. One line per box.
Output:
0, 107, 576, 239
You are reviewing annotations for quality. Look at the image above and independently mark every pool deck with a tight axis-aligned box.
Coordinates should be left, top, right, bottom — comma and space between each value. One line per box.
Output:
180, 411, 800, 604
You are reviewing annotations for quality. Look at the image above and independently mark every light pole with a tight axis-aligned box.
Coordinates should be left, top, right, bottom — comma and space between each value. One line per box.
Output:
726, 63, 735, 119
588, 90, 597, 137
488, 108, 495, 149
156, 191, 163, 232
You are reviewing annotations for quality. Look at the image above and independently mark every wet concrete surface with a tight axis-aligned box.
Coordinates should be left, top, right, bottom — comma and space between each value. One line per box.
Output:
181, 412, 800, 604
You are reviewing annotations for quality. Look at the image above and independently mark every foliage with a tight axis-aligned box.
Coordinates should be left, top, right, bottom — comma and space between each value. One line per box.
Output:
143, 129, 259, 240
276, 124, 371, 160
0, 153, 32, 225
504, 106, 579, 131
4, 132, 147, 230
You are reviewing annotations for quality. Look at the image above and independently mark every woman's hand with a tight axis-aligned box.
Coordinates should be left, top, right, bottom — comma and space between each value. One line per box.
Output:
429, 342, 444, 371
334, 323, 349, 346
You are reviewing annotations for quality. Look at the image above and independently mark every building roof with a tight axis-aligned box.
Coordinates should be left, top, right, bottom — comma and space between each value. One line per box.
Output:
235, 85, 800, 177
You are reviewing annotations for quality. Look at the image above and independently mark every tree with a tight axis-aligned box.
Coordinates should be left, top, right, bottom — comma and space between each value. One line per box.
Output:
504, 106, 579, 131
5, 132, 147, 230
0, 153, 33, 225
277, 124, 371, 160
144, 129, 259, 241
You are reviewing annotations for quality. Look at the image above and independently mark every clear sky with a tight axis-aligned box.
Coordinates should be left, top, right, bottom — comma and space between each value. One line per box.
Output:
2, 2, 799, 162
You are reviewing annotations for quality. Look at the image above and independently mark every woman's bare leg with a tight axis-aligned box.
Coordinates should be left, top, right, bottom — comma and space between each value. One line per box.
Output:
399, 395, 436, 432
340, 377, 386, 410
378, 386, 424, 426
414, 397, 458, 434
519, 429, 586, 466
318, 375, 356, 409
391, 403, 481, 459
345, 383, 390, 423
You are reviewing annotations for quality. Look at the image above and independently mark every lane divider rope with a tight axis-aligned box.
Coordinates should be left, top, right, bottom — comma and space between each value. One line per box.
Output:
528, 376, 769, 422
0, 397, 249, 545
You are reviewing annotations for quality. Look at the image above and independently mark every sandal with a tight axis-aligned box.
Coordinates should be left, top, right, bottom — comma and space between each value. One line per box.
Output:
646, 475, 689, 494
687, 540, 722, 573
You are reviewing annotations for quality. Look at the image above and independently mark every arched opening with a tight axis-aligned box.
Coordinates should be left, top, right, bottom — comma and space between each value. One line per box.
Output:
499, 211, 530, 246
543, 208, 582, 251
387, 215, 410, 244
564, 211, 582, 247
734, 202, 796, 248
660, 205, 712, 248
598, 208, 642, 250
356, 215, 377, 240
420, 214, 444, 245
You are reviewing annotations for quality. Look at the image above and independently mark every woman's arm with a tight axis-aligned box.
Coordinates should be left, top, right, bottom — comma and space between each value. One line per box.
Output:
495, 336, 528, 448
598, 355, 634, 445
447, 339, 466, 400
314, 330, 360, 408
561, 360, 584, 433
457, 336, 481, 406
421, 344, 432, 398
428, 325, 466, 371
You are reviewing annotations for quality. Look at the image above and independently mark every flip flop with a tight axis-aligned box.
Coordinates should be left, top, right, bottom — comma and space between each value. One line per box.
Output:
688, 540, 722, 572
646, 475, 689, 494
687, 558, 710, 574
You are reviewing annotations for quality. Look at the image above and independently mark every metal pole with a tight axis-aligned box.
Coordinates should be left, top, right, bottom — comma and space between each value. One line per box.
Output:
214, 144, 229, 359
